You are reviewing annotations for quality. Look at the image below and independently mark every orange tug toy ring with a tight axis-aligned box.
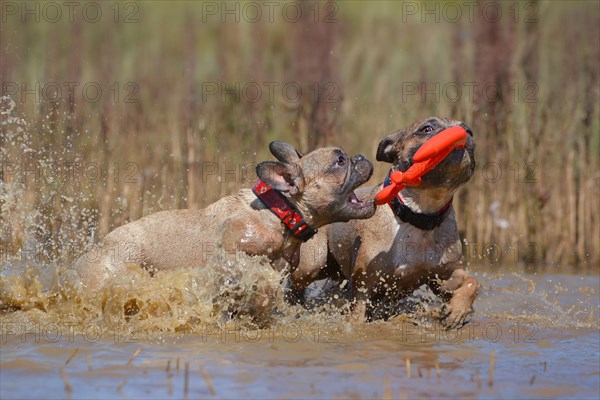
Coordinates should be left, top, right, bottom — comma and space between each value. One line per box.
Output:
374, 126, 468, 206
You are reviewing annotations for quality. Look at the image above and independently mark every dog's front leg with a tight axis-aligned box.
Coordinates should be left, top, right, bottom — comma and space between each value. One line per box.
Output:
287, 231, 328, 305
432, 268, 478, 329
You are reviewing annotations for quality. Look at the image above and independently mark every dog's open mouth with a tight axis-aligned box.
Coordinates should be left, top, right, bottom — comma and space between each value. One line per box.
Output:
340, 158, 374, 213
347, 191, 370, 209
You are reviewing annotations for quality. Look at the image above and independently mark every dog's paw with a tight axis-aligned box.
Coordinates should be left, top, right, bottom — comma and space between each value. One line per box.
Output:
438, 303, 473, 330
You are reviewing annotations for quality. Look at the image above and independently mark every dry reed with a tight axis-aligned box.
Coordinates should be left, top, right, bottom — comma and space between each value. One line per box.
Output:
184, 362, 190, 398
59, 368, 72, 395
200, 365, 216, 396
64, 348, 79, 366
488, 350, 496, 387
0, 1, 597, 270
116, 379, 127, 393
126, 347, 142, 366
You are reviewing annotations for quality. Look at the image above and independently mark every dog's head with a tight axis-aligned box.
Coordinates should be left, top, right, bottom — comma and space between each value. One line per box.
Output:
376, 117, 476, 191
256, 142, 375, 226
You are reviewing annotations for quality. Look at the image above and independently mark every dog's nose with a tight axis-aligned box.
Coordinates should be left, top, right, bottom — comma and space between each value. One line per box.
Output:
354, 154, 366, 162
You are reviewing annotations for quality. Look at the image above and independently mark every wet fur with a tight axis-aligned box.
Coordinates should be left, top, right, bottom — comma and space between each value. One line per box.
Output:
292, 117, 478, 329
73, 144, 375, 290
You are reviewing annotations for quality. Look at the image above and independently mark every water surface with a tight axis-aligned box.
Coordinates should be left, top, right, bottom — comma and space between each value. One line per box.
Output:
1, 264, 598, 399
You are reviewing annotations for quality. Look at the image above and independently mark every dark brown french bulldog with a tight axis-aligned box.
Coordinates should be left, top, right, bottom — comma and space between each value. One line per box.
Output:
291, 117, 478, 329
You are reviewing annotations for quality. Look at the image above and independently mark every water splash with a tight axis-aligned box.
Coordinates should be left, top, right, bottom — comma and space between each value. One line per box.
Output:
1, 97, 597, 338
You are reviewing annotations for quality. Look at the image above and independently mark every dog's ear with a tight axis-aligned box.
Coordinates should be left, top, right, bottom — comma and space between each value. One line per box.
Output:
269, 141, 303, 164
256, 161, 304, 195
376, 137, 396, 163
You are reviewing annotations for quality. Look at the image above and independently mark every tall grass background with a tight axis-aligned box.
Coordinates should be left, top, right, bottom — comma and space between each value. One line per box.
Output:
1, 1, 598, 271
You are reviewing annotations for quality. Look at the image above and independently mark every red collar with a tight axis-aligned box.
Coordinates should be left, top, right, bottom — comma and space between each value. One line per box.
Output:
252, 181, 318, 242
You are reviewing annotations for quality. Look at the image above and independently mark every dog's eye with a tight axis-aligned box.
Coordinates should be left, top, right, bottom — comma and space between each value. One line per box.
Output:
420, 125, 434, 134
335, 155, 347, 166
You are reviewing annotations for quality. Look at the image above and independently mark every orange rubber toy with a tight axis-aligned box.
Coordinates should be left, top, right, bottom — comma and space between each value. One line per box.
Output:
374, 126, 468, 206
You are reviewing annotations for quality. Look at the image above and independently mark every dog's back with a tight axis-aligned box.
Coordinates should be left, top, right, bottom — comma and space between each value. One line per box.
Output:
72, 191, 255, 289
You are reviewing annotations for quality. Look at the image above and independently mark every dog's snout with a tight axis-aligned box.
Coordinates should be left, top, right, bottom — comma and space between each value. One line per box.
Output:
350, 154, 374, 180
459, 123, 473, 137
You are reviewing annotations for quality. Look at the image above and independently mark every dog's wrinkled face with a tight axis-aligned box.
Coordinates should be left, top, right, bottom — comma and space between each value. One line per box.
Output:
376, 117, 476, 190
256, 142, 375, 225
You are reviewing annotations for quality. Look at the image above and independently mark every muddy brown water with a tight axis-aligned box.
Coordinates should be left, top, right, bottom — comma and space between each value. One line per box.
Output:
1, 259, 598, 399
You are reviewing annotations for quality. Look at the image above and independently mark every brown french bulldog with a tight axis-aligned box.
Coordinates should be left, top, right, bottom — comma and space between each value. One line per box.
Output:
73, 142, 375, 290
290, 117, 478, 329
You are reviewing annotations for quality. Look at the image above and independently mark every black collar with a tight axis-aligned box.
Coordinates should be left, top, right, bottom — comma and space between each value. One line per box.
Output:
252, 181, 318, 242
383, 171, 452, 231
